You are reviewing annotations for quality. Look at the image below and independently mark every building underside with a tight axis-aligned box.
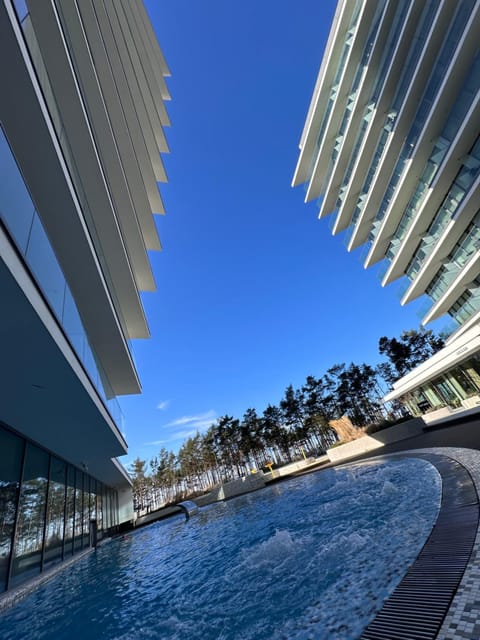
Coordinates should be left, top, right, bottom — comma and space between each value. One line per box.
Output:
0, 0, 169, 593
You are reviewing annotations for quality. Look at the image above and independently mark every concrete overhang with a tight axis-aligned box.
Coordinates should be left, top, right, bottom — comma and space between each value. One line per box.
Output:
136, 2, 171, 102
370, 8, 480, 270
0, 2, 141, 394
94, 458, 132, 490
78, 0, 162, 251
401, 177, 480, 306
53, 0, 158, 291
382, 93, 480, 287
85, 0, 165, 240
0, 231, 130, 488
422, 253, 480, 325
137, 0, 171, 80
120, 0, 171, 140
95, 0, 165, 218
115, 0, 168, 157
103, 0, 167, 184
292, 0, 350, 188
127, 0, 171, 123
23, 1, 151, 342
385, 322, 480, 402
305, 1, 378, 205
323, 1, 398, 227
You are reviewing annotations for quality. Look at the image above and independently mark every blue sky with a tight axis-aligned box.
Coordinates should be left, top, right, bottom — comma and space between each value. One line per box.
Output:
119, 0, 446, 465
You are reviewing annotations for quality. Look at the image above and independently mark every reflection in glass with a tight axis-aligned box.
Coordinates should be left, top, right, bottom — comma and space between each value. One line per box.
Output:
96, 485, 103, 539
89, 478, 96, 522
44, 458, 66, 567
11, 444, 49, 586
25, 215, 66, 320
0, 128, 36, 254
104, 489, 110, 531
82, 475, 90, 548
0, 429, 24, 591
74, 471, 83, 552
64, 466, 75, 557
89, 478, 96, 546
12, 0, 29, 22
0, 425, 118, 591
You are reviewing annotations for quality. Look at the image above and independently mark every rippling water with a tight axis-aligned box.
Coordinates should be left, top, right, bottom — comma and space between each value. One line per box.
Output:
1, 458, 441, 640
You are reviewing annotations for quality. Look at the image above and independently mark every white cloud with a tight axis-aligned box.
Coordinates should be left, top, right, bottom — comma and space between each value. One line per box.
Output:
145, 410, 217, 447
165, 409, 217, 429
147, 429, 200, 446
156, 400, 170, 410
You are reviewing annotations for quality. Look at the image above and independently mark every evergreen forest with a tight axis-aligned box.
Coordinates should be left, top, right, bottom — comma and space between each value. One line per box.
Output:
130, 328, 444, 512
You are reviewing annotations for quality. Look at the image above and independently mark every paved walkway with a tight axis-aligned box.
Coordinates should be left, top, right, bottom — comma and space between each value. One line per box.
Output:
323, 416, 480, 639
355, 414, 480, 459
355, 446, 480, 640
360, 451, 478, 639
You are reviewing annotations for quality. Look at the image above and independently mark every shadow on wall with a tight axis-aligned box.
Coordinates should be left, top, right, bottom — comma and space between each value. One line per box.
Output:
326, 418, 426, 463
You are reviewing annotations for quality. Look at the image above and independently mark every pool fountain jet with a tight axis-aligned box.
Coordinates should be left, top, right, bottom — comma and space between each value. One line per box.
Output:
176, 500, 199, 521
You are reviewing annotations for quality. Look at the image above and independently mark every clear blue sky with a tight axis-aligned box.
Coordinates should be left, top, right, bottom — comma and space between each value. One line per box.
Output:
119, 0, 446, 466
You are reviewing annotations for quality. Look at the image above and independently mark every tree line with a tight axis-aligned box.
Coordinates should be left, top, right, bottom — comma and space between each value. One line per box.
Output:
130, 328, 444, 512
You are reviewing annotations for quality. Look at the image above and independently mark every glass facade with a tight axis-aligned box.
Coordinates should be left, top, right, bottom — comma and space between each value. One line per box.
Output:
0, 422, 118, 593
328, 2, 386, 172
0, 126, 124, 430
356, 0, 441, 240
370, 1, 477, 239
400, 354, 480, 416
0, 429, 23, 592
421, 212, 480, 304
307, 0, 363, 183
337, 0, 411, 213
448, 278, 480, 325
388, 53, 480, 262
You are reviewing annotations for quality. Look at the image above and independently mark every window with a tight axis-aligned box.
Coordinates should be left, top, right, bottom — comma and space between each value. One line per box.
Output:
44, 458, 66, 568
64, 466, 75, 557
10, 444, 49, 586
0, 427, 24, 591
74, 470, 84, 552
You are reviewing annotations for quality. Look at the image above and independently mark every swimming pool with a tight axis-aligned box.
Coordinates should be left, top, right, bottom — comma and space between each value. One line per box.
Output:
1, 458, 441, 639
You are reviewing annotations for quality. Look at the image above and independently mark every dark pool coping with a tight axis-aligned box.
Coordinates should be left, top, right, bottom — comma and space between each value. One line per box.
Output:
357, 448, 480, 640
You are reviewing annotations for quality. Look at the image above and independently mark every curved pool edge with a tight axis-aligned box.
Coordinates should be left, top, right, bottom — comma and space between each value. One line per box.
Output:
359, 447, 480, 640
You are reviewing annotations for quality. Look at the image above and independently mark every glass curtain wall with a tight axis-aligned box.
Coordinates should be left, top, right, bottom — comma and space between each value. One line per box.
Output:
44, 457, 66, 568
0, 429, 24, 592
10, 443, 49, 587
0, 422, 118, 593
400, 354, 480, 415
0, 126, 125, 432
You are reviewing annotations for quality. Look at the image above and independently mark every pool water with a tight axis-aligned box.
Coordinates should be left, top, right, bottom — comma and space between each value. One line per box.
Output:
1, 458, 441, 640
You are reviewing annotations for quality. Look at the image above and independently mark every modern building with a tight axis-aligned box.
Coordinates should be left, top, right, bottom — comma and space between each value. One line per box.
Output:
293, 0, 480, 417
0, 0, 169, 592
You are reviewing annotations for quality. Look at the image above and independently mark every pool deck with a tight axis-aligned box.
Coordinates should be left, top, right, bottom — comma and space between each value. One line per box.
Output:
400, 448, 480, 640
357, 448, 480, 640
418, 448, 480, 640
319, 414, 480, 639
